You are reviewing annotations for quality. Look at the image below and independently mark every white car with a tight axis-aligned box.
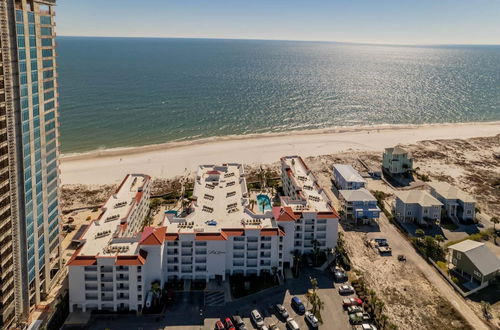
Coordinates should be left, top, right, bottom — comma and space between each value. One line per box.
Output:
251, 309, 265, 328
338, 284, 355, 295
286, 317, 300, 330
304, 311, 319, 328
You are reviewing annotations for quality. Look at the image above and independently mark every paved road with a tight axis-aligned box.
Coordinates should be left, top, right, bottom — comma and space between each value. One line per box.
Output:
374, 214, 489, 330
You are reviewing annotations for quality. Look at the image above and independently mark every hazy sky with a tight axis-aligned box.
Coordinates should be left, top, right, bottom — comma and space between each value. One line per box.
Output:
57, 0, 500, 45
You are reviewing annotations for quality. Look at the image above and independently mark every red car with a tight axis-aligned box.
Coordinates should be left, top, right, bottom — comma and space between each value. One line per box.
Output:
224, 317, 236, 330
342, 297, 363, 307
215, 320, 225, 330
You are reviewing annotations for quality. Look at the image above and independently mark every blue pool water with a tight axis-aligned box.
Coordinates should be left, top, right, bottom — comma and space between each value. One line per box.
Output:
257, 194, 272, 213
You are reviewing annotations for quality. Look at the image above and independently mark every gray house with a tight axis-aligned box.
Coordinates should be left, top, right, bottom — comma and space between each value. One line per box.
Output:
428, 182, 475, 223
448, 240, 500, 288
382, 146, 413, 175
393, 190, 442, 225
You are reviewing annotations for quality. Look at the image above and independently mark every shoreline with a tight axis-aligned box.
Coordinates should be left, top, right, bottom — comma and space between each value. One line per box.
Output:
60, 120, 500, 160
59, 121, 500, 185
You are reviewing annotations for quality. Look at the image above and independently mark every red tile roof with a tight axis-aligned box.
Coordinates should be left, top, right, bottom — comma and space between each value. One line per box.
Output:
317, 210, 340, 218
67, 256, 97, 266
115, 250, 148, 266
260, 228, 284, 236
273, 206, 300, 221
165, 233, 179, 241
195, 232, 227, 241
140, 226, 166, 245
222, 229, 245, 237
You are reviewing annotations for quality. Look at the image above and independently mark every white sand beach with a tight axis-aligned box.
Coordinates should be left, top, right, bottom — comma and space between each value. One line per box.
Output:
59, 122, 500, 184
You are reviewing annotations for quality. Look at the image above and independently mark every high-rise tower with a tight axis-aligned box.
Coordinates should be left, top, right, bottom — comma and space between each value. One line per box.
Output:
0, 0, 60, 327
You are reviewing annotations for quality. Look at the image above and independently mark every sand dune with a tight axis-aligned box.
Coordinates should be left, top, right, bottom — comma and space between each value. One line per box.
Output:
59, 121, 500, 184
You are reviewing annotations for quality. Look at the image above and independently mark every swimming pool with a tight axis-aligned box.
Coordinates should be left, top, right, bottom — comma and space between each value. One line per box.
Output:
256, 194, 272, 213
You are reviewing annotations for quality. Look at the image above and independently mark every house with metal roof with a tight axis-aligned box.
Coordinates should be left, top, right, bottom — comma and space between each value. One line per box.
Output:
382, 146, 413, 175
448, 240, 500, 288
332, 164, 366, 190
393, 190, 442, 225
428, 182, 476, 223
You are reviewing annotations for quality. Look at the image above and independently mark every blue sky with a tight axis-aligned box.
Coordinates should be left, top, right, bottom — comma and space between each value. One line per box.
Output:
57, 0, 500, 45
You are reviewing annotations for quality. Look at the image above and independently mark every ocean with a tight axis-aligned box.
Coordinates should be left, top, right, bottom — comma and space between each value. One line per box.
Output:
57, 37, 500, 153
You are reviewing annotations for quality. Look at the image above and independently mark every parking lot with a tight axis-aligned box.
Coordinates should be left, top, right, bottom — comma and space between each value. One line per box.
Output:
86, 268, 351, 330
203, 268, 350, 330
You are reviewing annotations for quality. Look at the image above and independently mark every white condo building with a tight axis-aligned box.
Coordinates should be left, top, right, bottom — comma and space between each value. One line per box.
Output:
279, 156, 339, 265
68, 174, 151, 313
68, 158, 339, 313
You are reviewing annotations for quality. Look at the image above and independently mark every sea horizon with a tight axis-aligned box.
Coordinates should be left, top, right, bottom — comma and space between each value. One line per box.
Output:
57, 37, 500, 153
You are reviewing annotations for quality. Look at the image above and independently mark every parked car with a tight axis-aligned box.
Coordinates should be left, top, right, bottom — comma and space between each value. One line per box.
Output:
224, 317, 236, 330
333, 268, 347, 282
374, 238, 388, 246
347, 305, 363, 314
274, 304, 289, 320
377, 246, 392, 255
342, 297, 363, 307
338, 285, 355, 295
286, 317, 300, 330
349, 313, 372, 325
304, 311, 319, 328
251, 309, 265, 328
232, 315, 247, 330
291, 296, 306, 314
214, 320, 225, 330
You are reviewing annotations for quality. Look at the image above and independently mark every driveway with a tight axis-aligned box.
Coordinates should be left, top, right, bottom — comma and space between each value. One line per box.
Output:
373, 214, 489, 330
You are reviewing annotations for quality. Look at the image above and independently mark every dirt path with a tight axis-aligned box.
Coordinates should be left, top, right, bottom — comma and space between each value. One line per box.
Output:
375, 214, 489, 330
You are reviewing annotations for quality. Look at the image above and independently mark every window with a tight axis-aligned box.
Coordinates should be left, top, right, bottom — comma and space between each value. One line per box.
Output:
43, 59, 53, 68
28, 24, 35, 36
41, 27, 52, 36
15, 10, 23, 22
18, 49, 26, 60
17, 36, 25, 48
42, 49, 53, 58
40, 16, 51, 25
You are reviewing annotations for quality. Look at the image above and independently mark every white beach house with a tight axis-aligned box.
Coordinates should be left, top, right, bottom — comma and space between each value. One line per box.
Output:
332, 164, 366, 190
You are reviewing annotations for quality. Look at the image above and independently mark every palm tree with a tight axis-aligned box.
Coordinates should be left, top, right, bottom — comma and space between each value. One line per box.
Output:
379, 314, 389, 330
434, 234, 445, 244
415, 228, 425, 237
306, 277, 324, 319
375, 300, 385, 319
249, 199, 256, 211
291, 250, 302, 276
311, 239, 320, 266
491, 217, 499, 245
